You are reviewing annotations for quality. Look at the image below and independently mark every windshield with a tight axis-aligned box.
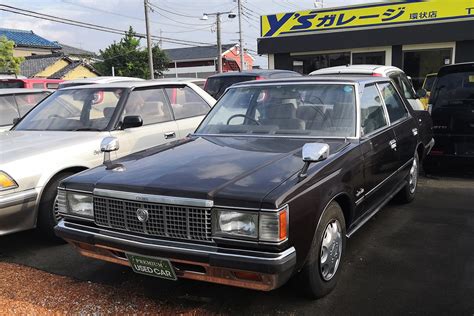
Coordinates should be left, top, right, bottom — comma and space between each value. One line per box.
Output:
196, 83, 356, 138
431, 71, 474, 107
15, 88, 124, 131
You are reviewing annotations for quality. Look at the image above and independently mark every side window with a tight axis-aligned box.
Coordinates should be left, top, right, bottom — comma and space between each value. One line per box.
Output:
32, 83, 44, 89
360, 84, 388, 135
400, 74, 417, 99
124, 89, 172, 126
46, 83, 59, 89
378, 82, 409, 123
0, 95, 19, 126
15, 92, 50, 116
165, 86, 210, 120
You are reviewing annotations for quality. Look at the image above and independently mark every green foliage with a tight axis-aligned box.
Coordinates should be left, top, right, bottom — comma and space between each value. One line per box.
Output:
0, 36, 24, 75
94, 27, 169, 79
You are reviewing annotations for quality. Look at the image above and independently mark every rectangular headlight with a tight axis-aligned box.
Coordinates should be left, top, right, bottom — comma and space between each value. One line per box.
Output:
259, 206, 288, 242
67, 192, 93, 218
213, 210, 258, 239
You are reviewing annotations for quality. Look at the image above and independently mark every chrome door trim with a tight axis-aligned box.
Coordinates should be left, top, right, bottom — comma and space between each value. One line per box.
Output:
93, 188, 214, 208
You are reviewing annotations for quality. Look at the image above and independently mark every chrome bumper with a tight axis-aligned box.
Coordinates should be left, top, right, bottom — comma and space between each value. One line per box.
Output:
0, 189, 38, 235
55, 220, 297, 291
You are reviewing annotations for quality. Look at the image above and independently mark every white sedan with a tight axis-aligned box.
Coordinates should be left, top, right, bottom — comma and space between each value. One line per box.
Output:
0, 80, 215, 238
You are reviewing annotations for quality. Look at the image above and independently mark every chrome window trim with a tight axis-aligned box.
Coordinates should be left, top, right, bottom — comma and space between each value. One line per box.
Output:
376, 82, 412, 125
93, 188, 214, 208
359, 83, 390, 138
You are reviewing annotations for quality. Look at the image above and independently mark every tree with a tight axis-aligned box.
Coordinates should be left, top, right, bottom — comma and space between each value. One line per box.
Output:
94, 27, 169, 79
0, 36, 24, 75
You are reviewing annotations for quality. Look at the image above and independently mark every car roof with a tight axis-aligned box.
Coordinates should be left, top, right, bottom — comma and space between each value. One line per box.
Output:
0, 88, 52, 95
207, 69, 300, 78
59, 76, 144, 85
231, 75, 390, 87
153, 77, 206, 83
437, 62, 474, 76
60, 80, 197, 90
311, 64, 402, 76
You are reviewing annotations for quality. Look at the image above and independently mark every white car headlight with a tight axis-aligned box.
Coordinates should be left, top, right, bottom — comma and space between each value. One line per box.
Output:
67, 192, 93, 218
213, 210, 258, 239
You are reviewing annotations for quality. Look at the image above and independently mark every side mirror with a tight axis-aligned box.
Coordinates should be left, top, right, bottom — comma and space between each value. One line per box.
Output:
416, 89, 428, 98
122, 115, 143, 130
100, 137, 119, 166
299, 143, 330, 179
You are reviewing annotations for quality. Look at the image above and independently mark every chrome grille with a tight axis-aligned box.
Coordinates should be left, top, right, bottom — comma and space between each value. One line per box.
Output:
93, 196, 212, 241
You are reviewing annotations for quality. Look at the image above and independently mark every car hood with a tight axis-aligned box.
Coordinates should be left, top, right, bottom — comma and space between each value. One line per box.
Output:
0, 130, 105, 164
66, 136, 348, 208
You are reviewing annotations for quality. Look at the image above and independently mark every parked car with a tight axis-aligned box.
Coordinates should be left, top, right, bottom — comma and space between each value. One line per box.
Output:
204, 70, 302, 99
0, 78, 63, 89
420, 73, 438, 110
58, 76, 144, 89
0, 81, 215, 238
0, 88, 52, 132
425, 63, 474, 171
55, 76, 433, 298
310, 65, 426, 111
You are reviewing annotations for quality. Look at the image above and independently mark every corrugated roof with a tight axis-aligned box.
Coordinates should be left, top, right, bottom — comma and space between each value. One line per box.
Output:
164, 44, 236, 61
20, 53, 64, 78
0, 28, 61, 49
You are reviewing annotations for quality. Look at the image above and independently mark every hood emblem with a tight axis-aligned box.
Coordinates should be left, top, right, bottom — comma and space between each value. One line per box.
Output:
136, 208, 149, 223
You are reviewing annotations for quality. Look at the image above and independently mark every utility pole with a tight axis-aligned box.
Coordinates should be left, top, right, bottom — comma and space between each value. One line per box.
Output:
237, 0, 244, 72
216, 13, 222, 73
144, 0, 154, 79
202, 11, 236, 74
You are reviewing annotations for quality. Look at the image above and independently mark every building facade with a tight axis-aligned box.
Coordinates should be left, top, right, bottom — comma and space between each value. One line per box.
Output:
258, 0, 474, 89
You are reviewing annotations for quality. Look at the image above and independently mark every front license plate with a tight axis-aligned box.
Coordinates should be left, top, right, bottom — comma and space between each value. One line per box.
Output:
126, 254, 177, 281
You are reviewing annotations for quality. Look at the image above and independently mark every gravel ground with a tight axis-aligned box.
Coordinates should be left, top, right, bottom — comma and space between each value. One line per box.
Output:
0, 262, 210, 315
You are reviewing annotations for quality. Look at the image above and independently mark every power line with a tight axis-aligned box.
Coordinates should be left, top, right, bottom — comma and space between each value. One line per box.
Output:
147, 1, 201, 19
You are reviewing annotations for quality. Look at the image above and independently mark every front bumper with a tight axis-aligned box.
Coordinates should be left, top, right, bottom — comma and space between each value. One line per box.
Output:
55, 220, 297, 291
0, 189, 38, 235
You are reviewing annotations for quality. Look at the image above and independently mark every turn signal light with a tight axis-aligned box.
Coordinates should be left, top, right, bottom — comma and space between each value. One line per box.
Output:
0, 171, 18, 191
279, 210, 288, 241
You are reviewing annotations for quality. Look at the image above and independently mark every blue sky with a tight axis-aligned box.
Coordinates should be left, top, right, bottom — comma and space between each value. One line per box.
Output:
0, 0, 381, 66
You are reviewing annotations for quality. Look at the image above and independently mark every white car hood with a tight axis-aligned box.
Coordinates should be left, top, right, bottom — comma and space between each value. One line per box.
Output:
0, 130, 106, 164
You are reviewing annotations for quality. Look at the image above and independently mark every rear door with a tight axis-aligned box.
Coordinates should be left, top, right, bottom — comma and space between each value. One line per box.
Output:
357, 84, 399, 216
111, 87, 179, 158
378, 81, 417, 182
164, 85, 211, 138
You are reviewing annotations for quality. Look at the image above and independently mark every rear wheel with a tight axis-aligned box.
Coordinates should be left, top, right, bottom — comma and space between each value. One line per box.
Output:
298, 201, 346, 299
396, 152, 419, 204
37, 172, 74, 241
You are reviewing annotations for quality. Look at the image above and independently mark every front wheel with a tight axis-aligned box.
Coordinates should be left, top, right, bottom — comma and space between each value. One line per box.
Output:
37, 172, 75, 241
298, 201, 346, 299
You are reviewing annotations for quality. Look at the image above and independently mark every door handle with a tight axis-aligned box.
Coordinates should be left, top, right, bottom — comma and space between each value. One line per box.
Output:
389, 139, 397, 151
164, 132, 176, 139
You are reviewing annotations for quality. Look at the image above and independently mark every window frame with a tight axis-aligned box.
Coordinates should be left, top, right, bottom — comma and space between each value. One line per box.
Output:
376, 81, 411, 125
359, 83, 391, 138
163, 84, 211, 121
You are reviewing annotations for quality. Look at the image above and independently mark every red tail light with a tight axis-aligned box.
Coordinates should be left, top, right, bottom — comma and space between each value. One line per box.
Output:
255, 76, 264, 80
372, 73, 383, 77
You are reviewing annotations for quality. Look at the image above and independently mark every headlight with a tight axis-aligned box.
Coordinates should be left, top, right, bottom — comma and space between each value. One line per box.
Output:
0, 171, 18, 191
213, 210, 258, 239
67, 192, 93, 218
213, 206, 289, 242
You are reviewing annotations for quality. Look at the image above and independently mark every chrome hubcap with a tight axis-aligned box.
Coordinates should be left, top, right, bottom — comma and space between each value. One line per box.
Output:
409, 157, 418, 194
320, 219, 342, 281
53, 195, 63, 223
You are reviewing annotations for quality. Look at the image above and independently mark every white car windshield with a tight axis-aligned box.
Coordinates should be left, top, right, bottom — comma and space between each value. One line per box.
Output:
196, 83, 356, 138
14, 88, 125, 131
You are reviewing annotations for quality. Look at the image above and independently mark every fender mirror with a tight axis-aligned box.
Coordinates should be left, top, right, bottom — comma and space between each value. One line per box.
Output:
299, 143, 330, 179
100, 137, 119, 166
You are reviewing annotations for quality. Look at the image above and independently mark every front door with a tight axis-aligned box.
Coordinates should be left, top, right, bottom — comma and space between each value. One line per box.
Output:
111, 87, 179, 158
357, 84, 399, 217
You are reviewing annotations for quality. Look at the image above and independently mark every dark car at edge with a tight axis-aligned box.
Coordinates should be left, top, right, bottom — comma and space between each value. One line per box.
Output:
55, 76, 434, 298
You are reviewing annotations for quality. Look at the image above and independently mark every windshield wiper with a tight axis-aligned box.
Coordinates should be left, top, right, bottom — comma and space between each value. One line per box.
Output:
72, 128, 103, 131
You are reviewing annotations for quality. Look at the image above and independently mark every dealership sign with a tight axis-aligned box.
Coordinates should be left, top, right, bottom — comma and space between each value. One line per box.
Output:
260, 0, 474, 38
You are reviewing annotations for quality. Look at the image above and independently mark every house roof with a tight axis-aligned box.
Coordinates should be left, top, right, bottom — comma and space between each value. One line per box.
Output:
0, 28, 61, 49
49, 60, 99, 79
20, 53, 64, 78
164, 44, 236, 61
54, 43, 95, 57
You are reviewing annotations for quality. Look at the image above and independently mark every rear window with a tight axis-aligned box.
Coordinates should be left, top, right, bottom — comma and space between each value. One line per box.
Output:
431, 70, 474, 107
0, 80, 24, 89
205, 76, 256, 99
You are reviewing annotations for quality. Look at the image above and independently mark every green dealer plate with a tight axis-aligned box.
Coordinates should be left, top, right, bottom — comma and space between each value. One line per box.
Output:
126, 254, 177, 281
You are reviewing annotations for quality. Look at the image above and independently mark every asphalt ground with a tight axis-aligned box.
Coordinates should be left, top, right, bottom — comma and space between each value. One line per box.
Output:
0, 173, 473, 315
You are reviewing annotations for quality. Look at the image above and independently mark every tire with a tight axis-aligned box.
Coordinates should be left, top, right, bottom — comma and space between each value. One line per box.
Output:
298, 201, 346, 299
396, 152, 419, 204
37, 172, 75, 241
